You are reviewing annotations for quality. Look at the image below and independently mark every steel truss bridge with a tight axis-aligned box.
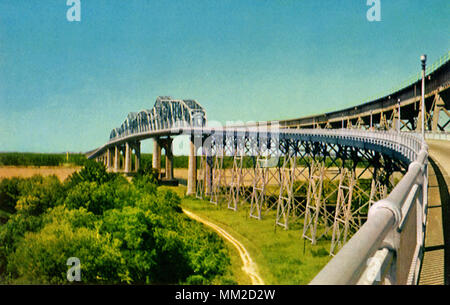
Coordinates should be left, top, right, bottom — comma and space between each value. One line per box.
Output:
88, 51, 450, 285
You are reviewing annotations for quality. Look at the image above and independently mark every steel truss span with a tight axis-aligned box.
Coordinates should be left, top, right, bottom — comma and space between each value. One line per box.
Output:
109, 96, 206, 141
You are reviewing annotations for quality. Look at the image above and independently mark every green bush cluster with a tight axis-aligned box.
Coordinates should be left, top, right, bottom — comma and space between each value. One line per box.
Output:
0, 161, 230, 284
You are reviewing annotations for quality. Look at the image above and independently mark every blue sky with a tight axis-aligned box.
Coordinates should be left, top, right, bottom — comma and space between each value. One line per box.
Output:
0, 0, 449, 154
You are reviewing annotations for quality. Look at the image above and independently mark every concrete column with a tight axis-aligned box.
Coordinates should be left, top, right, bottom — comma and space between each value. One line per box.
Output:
187, 136, 197, 195
165, 137, 174, 180
119, 145, 124, 171
134, 141, 141, 172
106, 148, 112, 170
114, 146, 119, 172
152, 138, 161, 176
125, 142, 131, 173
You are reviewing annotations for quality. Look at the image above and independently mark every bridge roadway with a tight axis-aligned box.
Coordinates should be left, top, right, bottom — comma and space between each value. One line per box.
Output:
419, 140, 450, 285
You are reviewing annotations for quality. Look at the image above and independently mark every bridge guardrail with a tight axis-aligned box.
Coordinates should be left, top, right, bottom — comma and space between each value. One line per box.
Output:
425, 131, 450, 141
309, 133, 428, 285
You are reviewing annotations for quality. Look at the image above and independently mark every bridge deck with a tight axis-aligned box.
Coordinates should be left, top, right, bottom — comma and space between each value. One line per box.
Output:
419, 140, 450, 285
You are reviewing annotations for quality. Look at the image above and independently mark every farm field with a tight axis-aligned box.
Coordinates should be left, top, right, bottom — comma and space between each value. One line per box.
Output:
0, 166, 81, 181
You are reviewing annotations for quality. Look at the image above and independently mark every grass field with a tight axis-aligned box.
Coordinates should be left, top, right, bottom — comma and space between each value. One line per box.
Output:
162, 185, 333, 285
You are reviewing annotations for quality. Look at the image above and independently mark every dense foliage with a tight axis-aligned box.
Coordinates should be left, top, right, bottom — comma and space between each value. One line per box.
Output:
0, 161, 231, 284
0, 153, 87, 167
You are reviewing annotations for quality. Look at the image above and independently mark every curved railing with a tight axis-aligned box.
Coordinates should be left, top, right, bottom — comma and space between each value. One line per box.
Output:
189, 127, 428, 285
310, 134, 428, 285
191, 126, 423, 162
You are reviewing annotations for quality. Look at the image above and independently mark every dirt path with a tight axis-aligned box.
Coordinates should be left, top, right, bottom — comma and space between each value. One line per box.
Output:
182, 208, 264, 285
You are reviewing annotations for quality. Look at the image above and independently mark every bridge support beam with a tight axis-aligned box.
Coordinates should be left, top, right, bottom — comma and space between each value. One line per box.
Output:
164, 137, 174, 180
124, 142, 132, 174
431, 93, 449, 132
114, 146, 119, 172
106, 148, 112, 170
134, 141, 141, 172
153, 138, 161, 178
187, 136, 197, 195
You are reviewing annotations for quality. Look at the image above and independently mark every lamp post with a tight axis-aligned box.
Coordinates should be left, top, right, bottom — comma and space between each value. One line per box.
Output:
421, 54, 427, 138
397, 98, 401, 133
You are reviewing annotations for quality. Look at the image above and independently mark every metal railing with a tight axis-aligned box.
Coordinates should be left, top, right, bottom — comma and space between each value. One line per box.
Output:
310, 133, 428, 285
425, 131, 450, 141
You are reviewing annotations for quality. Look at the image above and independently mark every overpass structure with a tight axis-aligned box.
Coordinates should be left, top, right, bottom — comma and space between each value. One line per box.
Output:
87, 51, 450, 285
89, 96, 207, 182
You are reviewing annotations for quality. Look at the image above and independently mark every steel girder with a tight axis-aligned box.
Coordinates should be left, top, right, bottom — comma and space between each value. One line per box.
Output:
109, 96, 206, 141
195, 128, 413, 254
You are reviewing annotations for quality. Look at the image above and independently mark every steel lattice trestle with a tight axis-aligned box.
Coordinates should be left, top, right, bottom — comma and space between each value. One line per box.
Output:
194, 128, 410, 254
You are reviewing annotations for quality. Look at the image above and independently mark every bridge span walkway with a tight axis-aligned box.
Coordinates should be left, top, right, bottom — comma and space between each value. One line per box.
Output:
419, 140, 450, 285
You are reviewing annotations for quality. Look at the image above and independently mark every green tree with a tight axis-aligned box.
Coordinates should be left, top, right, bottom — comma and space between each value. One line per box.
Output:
0, 177, 24, 214
7, 220, 125, 284
64, 181, 118, 215
100, 205, 191, 284
65, 160, 115, 188
15, 175, 65, 216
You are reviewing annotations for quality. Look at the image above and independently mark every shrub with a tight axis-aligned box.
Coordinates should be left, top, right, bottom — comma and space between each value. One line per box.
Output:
99, 205, 190, 284
0, 177, 24, 214
0, 213, 44, 276
15, 175, 65, 216
64, 181, 120, 215
65, 160, 115, 188
7, 220, 125, 284
0, 161, 231, 285
132, 174, 158, 195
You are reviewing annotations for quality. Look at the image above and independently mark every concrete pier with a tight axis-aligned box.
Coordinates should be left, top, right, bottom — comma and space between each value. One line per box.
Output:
106, 148, 112, 169
134, 141, 141, 172
187, 136, 197, 195
153, 138, 161, 177
114, 146, 119, 172
125, 142, 131, 173
162, 137, 174, 180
